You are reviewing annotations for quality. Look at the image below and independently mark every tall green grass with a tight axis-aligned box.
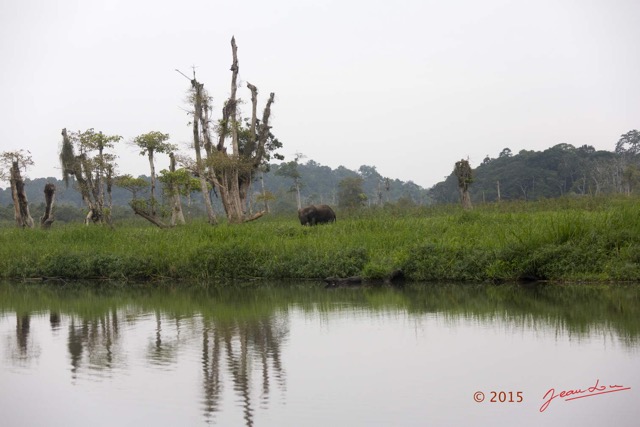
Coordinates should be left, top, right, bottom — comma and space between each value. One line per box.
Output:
1, 196, 639, 283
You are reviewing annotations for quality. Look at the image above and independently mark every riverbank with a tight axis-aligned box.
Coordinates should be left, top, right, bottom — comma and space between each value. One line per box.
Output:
1, 196, 639, 284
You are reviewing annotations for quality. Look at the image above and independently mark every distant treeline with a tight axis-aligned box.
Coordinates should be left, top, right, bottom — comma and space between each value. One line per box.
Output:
0, 161, 429, 223
3, 132, 639, 224
430, 136, 640, 203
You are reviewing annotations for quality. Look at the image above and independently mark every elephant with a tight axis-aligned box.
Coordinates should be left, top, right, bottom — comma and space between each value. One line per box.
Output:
298, 204, 336, 226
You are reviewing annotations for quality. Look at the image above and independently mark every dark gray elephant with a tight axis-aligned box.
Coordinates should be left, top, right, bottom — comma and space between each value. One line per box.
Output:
298, 204, 336, 226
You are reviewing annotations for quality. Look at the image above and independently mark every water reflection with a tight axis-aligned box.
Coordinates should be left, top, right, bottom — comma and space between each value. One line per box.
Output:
200, 316, 287, 426
50, 312, 61, 330
66, 310, 122, 378
148, 311, 179, 366
16, 313, 30, 355
3, 311, 41, 366
0, 281, 638, 426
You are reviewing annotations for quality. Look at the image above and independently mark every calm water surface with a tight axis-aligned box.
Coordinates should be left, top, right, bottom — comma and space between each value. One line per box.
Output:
0, 281, 638, 426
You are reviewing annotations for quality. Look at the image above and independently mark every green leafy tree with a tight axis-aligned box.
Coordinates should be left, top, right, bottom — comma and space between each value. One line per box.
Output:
254, 189, 275, 213
622, 164, 640, 195
615, 130, 640, 155
358, 165, 383, 205
114, 174, 148, 199
132, 131, 175, 217
499, 148, 512, 158
338, 176, 367, 209
275, 153, 304, 209
113, 174, 163, 225
60, 128, 121, 224
158, 163, 201, 225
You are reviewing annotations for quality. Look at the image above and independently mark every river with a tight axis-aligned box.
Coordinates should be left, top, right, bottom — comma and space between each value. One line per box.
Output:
0, 281, 638, 426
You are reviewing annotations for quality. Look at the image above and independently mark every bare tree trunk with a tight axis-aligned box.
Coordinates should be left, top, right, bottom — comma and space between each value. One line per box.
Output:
247, 171, 254, 215
376, 180, 383, 206
191, 78, 218, 225
229, 37, 240, 157
253, 92, 275, 170
105, 164, 114, 226
96, 143, 106, 221
237, 90, 275, 219
40, 183, 56, 229
384, 178, 391, 204
190, 37, 274, 224
169, 153, 186, 226
80, 155, 102, 224
460, 188, 472, 208
131, 204, 169, 228
9, 161, 34, 228
294, 179, 302, 210
148, 150, 157, 217
245, 211, 265, 222
518, 183, 528, 200
225, 37, 245, 224
10, 168, 21, 227
454, 159, 473, 210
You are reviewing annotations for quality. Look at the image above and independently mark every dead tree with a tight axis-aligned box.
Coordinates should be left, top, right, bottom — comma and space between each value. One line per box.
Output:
185, 37, 279, 224
189, 78, 219, 225
168, 153, 186, 226
454, 159, 473, 210
1, 150, 35, 228
9, 161, 35, 228
40, 183, 56, 229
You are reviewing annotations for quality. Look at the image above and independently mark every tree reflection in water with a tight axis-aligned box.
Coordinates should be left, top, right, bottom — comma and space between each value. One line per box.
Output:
67, 308, 121, 380
16, 313, 30, 357
201, 316, 287, 426
12, 306, 288, 427
6, 312, 40, 365
1, 281, 639, 426
147, 310, 181, 366
50, 312, 61, 331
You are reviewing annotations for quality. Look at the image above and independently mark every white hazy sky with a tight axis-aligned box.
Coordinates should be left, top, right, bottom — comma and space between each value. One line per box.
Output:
1, 0, 639, 188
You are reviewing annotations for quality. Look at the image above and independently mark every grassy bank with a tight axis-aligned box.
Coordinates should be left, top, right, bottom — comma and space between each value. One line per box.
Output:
1, 196, 639, 283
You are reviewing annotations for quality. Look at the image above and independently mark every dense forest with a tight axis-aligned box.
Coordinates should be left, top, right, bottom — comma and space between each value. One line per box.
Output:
431, 130, 640, 204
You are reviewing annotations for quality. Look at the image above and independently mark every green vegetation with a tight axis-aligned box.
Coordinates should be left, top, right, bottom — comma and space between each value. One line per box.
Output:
0, 161, 429, 217
431, 135, 640, 204
0, 195, 639, 283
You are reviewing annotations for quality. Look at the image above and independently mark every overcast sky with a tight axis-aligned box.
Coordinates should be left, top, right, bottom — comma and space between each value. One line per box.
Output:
1, 0, 638, 188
